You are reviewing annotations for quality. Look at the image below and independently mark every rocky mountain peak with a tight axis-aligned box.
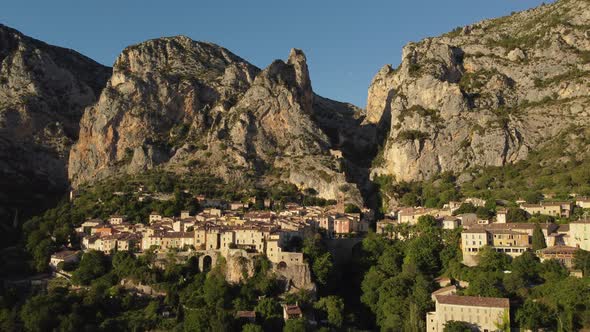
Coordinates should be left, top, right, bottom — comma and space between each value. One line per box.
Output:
367, 0, 590, 206
68, 40, 362, 204
0, 24, 110, 221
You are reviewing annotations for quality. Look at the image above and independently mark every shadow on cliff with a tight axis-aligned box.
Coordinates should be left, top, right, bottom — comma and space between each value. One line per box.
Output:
312, 93, 392, 219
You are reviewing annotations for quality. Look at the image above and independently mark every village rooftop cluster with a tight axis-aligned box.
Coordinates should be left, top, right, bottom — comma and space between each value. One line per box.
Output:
377, 196, 590, 331
51, 196, 369, 273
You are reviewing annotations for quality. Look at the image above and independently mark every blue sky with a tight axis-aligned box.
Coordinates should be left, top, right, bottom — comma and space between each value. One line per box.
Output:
2, 0, 550, 107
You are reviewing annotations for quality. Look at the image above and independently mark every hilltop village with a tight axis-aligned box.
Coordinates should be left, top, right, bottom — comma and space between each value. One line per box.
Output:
62, 198, 368, 267
378, 197, 590, 267
44, 181, 590, 331
49, 187, 370, 288
374, 196, 590, 331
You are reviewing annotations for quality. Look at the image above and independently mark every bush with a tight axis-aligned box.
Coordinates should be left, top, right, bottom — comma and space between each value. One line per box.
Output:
396, 130, 429, 142
344, 204, 361, 213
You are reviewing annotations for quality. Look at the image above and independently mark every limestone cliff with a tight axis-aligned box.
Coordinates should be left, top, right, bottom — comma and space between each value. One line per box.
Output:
0, 24, 110, 223
368, 0, 590, 186
224, 252, 315, 292
69, 37, 362, 203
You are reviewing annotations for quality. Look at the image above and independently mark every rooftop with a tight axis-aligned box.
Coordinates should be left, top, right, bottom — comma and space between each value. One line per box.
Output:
51, 250, 78, 259
236, 311, 256, 319
436, 295, 509, 308
432, 285, 457, 296
537, 245, 580, 255
283, 304, 302, 316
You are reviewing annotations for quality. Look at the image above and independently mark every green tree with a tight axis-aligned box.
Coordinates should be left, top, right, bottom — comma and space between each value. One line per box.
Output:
403, 233, 442, 275
71, 250, 108, 285
314, 296, 344, 328
443, 320, 472, 332
531, 223, 547, 251
416, 215, 439, 234
312, 252, 333, 285
360, 267, 386, 312
242, 323, 264, 332
512, 250, 539, 276
539, 259, 568, 281
516, 299, 554, 332
506, 208, 528, 223
453, 203, 477, 215
399, 192, 419, 207
465, 272, 505, 298
183, 309, 210, 331
377, 245, 404, 276
283, 318, 306, 332
255, 297, 281, 321
344, 204, 361, 213
573, 249, 590, 276
476, 206, 493, 219
477, 246, 511, 271
203, 273, 230, 308
20, 292, 67, 332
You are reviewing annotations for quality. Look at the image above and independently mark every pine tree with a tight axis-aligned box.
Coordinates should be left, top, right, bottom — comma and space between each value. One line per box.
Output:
532, 223, 547, 251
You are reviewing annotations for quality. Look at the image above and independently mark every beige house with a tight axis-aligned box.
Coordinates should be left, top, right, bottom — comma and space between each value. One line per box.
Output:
568, 220, 590, 250
426, 295, 509, 332
376, 218, 397, 236
50, 250, 79, 270
149, 212, 162, 224
495, 209, 507, 224
456, 213, 478, 228
520, 201, 572, 218
142, 232, 195, 252
397, 208, 450, 225
461, 229, 490, 266
267, 235, 304, 265
465, 197, 487, 207
575, 197, 590, 209
536, 245, 580, 268
282, 304, 303, 321
109, 215, 126, 225
461, 227, 531, 266
76, 219, 103, 234
431, 285, 457, 301
442, 216, 460, 230
489, 230, 530, 258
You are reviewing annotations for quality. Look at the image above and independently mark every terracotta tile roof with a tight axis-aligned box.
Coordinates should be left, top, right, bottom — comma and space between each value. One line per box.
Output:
483, 223, 556, 230
432, 285, 457, 296
51, 250, 78, 259
537, 245, 580, 255
488, 229, 528, 235
236, 311, 256, 318
436, 295, 509, 308
284, 304, 302, 316
462, 228, 488, 234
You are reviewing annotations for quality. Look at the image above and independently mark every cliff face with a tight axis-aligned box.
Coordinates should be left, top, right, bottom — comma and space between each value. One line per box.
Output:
0, 24, 110, 221
69, 37, 363, 203
368, 0, 590, 183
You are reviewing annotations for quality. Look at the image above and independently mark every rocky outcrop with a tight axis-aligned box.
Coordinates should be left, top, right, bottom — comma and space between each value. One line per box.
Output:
274, 262, 315, 292
224, 251, 255, 284
224, 251, 315, 292
69, 37, 362, 203
368, 0, 590, 187
0, 24, 110, 224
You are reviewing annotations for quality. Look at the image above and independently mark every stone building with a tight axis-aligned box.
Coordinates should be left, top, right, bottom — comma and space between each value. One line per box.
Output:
568, 219, 590, 250
50, 250, 79, 270
426, 295, 509, 332
536, 245, 580, 268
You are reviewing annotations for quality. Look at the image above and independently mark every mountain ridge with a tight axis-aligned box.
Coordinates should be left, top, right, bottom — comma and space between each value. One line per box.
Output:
68, 36, 367, 205
0, 22, 110, 228
366, 0, 590, 208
